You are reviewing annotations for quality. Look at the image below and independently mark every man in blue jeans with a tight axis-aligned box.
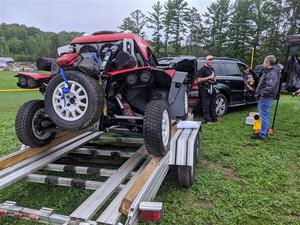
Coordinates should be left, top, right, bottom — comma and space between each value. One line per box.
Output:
251, 55, 280, 140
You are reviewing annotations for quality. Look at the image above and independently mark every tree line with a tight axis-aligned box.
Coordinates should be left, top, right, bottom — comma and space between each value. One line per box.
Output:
0, 23, 82, 62
0, 0, 299, 66
119, 0, 300, 65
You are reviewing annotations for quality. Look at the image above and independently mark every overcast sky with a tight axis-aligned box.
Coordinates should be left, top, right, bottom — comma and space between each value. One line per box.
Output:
0, 0, 211, 36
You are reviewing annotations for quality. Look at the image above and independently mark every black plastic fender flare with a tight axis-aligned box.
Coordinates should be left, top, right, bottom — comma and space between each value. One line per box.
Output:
168, 71, 188, 119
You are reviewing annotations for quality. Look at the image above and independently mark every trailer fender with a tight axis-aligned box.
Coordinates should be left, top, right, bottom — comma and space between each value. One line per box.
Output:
168, 71, 188, 119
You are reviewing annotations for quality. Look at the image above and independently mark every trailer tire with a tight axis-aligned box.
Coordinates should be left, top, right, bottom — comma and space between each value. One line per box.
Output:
195, 134, 200, 164
143, 100, 170, 156
45, 70, 104, 130
177, 136, 198, 187
15, 100, 56, 147
177, 165, 195, 188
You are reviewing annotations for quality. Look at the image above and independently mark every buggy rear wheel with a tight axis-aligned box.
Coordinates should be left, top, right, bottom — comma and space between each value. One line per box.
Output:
15, 100, 56, 147
45, 70, 104, 130
143, 100, 171, 156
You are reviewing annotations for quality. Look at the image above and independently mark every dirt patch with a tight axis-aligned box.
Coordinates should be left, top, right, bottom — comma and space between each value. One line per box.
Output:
288, 213, 299, 220
220, 151, 231, 156
203, 160, 242, 182
204, 161, 223, 170
242, 143, 258, 148
196, 199, 212, 208
223, 167, 242, 181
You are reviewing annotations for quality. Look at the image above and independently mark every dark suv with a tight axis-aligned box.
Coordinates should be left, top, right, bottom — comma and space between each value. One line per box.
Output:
158, 56, 260, 116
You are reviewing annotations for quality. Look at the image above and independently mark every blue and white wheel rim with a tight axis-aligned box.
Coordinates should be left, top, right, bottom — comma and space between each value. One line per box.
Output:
52, 81, 88, 122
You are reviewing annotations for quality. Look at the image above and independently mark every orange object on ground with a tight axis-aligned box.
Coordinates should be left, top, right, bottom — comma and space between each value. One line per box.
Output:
254, 129, 273, 135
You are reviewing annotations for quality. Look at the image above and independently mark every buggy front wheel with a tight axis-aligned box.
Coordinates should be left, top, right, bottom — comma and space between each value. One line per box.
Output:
15, 100, 56, 147
143, 100, 171, 156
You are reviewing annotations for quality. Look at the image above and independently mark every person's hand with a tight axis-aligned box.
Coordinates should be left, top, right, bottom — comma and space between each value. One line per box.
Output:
248, 85, 254, 91
208, 74, 214, 80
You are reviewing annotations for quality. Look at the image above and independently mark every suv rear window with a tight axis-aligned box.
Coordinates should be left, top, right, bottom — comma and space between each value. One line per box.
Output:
197, 60, 222, 76
212, 62, 222, 76
221, 62, 241, 76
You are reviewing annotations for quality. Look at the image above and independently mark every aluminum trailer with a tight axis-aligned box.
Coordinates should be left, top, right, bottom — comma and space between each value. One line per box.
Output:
0, 117, 201, 225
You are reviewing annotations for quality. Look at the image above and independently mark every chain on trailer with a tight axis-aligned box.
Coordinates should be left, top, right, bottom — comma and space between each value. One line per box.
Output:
0, 115, 201, 225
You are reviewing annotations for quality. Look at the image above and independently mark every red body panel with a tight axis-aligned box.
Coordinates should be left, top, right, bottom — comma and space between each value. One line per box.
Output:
18, 72, 54, 80
56, 53, 79, 66
163, 69, 176, 79
71, 33, 149, 60
106, 66, 174, 80
106, 66, 152, 76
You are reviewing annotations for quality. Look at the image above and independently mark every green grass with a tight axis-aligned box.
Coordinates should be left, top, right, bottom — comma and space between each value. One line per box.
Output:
0, 71, 19, 89
0, 70, 299, 225
0, 72, 42, 156
0, 92, 42, 157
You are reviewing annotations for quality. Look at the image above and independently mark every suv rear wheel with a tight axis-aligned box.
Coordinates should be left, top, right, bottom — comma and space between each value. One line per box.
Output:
215, 93, 228, 116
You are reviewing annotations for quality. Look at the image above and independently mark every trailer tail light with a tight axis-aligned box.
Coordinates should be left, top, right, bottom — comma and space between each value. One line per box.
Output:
139, 202, 162, 221
14, 212, 22, 218
29, 214, 39, 221
0, 209, 7, 215
140, 210, 161, 221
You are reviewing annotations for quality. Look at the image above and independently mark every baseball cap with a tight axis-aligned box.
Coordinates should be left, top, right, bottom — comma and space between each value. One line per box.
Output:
206, 55, 214, 60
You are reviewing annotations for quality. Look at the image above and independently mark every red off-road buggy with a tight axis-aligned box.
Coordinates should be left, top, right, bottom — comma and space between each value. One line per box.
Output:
15, 31, 189, 156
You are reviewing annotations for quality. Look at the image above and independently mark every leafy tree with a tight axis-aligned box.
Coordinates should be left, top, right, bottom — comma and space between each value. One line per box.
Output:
203, 0, 231, 56
0, 37, 9, 56
285, 0, 300, 35
162, 0, 175, 54
185, 7, 205, 55
119, 10, 147, 37
2, 1, 300, 64
260, 0, 286, 62
147, 1, 164, 57
170, 0, 188, 54
250, 0, 268, 65
7, 37, 24, 55
226, 0, 253, 63
119, 18, 136, 33
0, 23, 81, 61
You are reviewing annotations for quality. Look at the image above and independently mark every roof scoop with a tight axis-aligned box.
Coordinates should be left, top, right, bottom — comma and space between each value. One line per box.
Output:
92, 30, 115, 35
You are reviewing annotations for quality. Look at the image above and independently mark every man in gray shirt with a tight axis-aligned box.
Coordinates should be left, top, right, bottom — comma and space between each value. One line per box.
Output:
251, 55, 280, 140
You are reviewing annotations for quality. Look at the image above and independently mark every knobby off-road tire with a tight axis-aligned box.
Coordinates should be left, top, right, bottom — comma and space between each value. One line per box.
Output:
45, 70, 104, 130
15, 100, 56, 147
143, 100, 171, 156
